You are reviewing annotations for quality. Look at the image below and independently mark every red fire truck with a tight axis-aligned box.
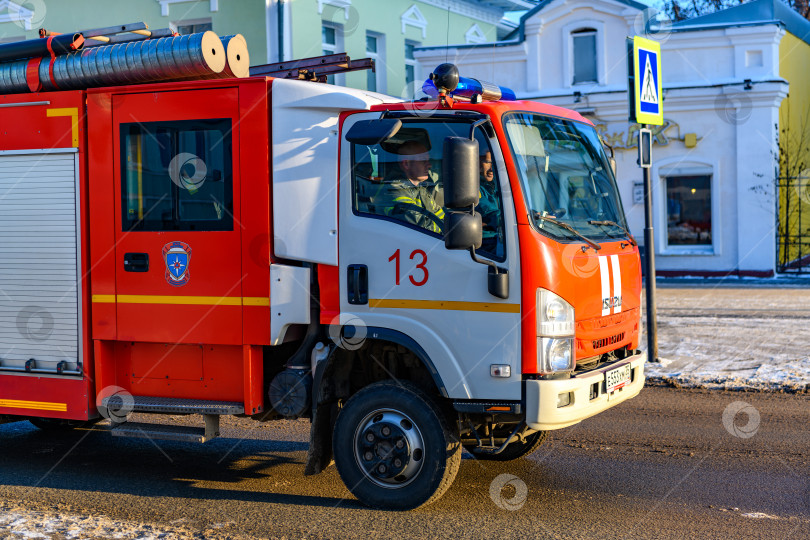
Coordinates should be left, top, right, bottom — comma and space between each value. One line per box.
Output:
0, 50, 645, 509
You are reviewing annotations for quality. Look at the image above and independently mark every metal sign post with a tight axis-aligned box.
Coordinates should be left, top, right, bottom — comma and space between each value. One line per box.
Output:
627, 36, 662, 362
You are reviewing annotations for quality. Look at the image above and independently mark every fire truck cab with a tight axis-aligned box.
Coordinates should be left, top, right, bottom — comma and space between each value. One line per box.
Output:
0, 65, 646, 510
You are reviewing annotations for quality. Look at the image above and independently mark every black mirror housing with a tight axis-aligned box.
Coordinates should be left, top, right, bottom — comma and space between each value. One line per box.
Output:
345, 119, 402, 146
488, 266, 509, 299
444, 211, 482, 250
442, 137, 479, 208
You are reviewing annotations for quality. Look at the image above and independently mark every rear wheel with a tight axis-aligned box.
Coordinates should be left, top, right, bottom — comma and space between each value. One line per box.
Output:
464, 428, 548, 461
332, 380, 461, 510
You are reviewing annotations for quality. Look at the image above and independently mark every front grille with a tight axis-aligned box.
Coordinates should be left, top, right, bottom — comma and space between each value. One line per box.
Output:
592, 332, 625, 350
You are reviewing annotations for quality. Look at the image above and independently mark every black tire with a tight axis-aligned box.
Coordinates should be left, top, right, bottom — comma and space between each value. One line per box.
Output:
465, 429, 548, 462
332, 380, 461, 510
28, 418, 91, 431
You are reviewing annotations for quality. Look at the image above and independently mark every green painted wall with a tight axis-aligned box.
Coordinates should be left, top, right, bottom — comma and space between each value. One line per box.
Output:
0, 1, 265, 66
0, 0, 499, 96
292, 0, 498, 98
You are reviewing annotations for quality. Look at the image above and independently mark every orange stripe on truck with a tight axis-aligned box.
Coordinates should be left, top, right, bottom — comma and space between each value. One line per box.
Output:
92, 295, 270, 306
0, 399, 67, 412
369, 298, 520, 313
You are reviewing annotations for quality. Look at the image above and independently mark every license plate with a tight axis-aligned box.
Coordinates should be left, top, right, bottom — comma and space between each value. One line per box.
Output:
605, 363, 631, 395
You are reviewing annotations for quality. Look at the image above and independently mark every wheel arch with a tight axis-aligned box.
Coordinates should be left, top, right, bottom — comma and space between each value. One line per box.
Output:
304, 326, 449, 476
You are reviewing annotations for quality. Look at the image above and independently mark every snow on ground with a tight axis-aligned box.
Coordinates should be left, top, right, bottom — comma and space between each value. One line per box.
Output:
0, 500, 245, 540
641, 287, 810, 392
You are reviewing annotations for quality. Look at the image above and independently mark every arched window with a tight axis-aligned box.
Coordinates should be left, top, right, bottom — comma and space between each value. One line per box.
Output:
572, 27, 597, 84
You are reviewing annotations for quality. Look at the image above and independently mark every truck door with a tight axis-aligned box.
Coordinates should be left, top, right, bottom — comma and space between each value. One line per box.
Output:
112, 89, 242, 344
338, 114, 522, 401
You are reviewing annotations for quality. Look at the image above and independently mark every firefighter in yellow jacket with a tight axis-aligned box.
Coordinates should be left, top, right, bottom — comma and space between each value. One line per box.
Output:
383, 141, 445, 233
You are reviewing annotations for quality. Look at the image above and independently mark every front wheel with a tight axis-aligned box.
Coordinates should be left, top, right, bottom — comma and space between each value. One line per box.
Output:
332, 381, 461, 510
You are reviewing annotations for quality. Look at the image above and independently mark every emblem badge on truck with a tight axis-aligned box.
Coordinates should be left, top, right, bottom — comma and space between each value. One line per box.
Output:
163, 241, 192, 287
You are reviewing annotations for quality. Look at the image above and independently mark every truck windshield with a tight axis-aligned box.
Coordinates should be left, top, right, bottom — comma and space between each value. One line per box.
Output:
503, 112, 629, 243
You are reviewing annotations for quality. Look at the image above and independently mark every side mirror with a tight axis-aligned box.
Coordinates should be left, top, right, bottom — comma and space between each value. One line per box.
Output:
488, 266, 509, 299
344, 119, 402, 145
442, 135, 507, 299
441, 137, 479, 208
445, 211, 482, 250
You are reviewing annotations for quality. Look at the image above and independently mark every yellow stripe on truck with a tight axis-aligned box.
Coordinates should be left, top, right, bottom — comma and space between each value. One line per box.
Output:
92, 295, 270, 306
0, 399, 67, 412
369, 298, 520, 314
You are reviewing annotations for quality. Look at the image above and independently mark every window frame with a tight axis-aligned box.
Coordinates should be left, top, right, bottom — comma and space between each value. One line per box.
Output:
562, 20, 605, 88
404, 40, 420, 93
322, 22, 345, 85
120, 118, 234, 233
365, 31, 386, 93
655, 159, 720, 255
662, 174, 713, 249
349, 118, 507, 262
571, 29, 597, 85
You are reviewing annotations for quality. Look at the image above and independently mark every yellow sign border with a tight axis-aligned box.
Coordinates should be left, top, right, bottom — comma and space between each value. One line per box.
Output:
633, 36, 663, 126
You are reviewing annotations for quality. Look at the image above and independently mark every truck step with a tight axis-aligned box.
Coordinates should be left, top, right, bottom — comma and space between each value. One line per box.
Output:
102, 395, 244, 415
111, 422, 215, 443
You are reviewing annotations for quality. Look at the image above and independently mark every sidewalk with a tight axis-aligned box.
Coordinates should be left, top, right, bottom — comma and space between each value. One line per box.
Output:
639, 286, 810, 392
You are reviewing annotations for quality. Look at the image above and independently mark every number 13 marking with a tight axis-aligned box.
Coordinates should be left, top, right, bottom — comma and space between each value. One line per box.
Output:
388, 249, 429, 287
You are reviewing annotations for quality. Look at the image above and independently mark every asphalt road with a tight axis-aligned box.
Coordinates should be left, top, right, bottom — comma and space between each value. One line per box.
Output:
0, 386, 807, 539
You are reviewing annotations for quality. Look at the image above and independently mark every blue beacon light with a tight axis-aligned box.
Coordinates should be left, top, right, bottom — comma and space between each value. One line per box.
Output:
423, 75, 516, 102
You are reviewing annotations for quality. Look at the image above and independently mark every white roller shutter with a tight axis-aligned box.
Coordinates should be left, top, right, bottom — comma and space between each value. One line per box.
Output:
0, 153, 81, 376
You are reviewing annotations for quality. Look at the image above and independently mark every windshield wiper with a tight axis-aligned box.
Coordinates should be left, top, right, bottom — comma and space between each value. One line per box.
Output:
532, 211, 601, 251
588, 220, 637, 246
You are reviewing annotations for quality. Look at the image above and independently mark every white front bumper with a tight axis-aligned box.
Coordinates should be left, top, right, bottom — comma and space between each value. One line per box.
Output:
525, 352, 646, 431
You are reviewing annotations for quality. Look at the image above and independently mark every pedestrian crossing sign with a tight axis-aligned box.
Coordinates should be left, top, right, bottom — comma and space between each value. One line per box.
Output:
630, 36, 663, 126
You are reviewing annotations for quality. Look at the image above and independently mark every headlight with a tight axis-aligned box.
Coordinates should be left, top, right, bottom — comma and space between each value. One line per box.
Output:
536, 289, 575, 337
538, 337, 574, 372
537, 289, 575, 373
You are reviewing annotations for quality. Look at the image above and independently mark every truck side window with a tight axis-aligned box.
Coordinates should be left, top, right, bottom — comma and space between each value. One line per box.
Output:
121, 119, 234, 232
351, 121, 505, 261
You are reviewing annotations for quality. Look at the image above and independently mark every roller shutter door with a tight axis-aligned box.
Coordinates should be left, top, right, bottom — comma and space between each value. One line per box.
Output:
0, 153, 80, 375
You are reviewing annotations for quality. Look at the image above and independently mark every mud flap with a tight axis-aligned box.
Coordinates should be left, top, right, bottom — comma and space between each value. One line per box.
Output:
304, 354, 340, 476
304, 401, 336, 475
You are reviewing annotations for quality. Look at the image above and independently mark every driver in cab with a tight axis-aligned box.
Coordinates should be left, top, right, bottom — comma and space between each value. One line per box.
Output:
384, 141, 445, 233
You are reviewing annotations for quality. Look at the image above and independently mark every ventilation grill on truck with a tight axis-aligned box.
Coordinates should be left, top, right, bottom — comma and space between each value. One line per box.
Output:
592, 333, 625, 350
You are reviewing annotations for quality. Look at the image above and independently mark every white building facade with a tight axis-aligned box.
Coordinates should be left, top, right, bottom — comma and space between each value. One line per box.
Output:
416, 0, 792, 277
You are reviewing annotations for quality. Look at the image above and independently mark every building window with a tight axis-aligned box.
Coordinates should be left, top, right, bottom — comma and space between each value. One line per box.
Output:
572, 28, 597, 85
322, 23, 344, 85
175, 19, 213, 34
366, 32, 385, 93
665, 175, 712, 246
404, 40, 419, 90
322, 24, 337, 55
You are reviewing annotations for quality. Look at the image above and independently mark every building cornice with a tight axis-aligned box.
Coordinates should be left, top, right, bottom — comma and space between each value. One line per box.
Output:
524, 80, 789, 112
416, 0, 505, 26
318, 0, 352, 20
